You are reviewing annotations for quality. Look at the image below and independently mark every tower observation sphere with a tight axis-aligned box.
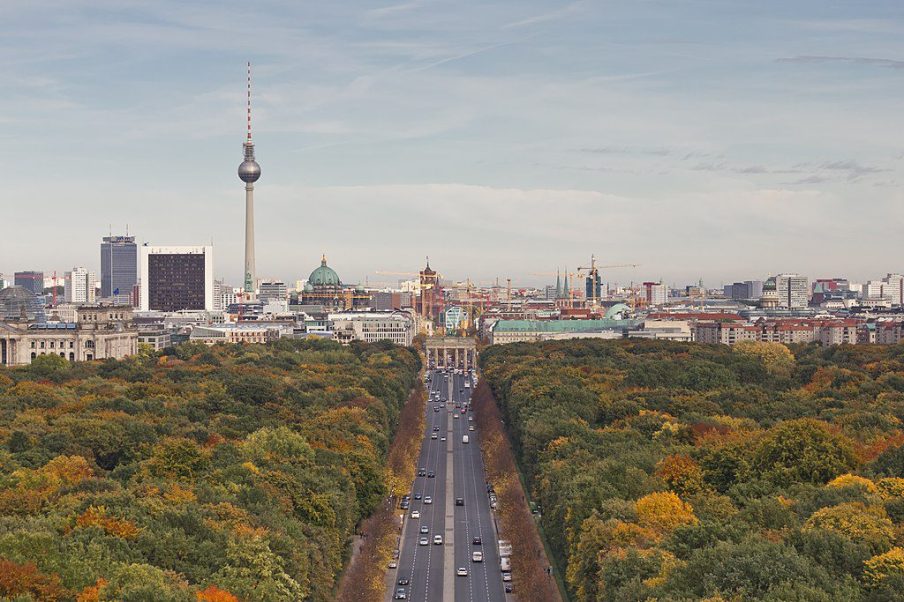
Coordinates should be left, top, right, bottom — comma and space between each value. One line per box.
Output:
238, 156, 261, 182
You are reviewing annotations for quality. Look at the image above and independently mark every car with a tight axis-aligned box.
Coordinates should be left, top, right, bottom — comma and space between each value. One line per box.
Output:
394, 588, 407, 599
505, 583, 513, 593
420, 525, 429, 534
434, 407, 440, 412
502, 572, 512, 582
456, 567, 468, 577
431, 433, 438, 440
453, 414, 459, 419
414, 493, 422, 500
397, 577, 410, 585
418, 468, 426, 477
472, 551, 483, 562
433, 535, 443, 545
433, 426, 440, 432
419, 537, 429, 546
468, 416, 473, 422
392, 549, 400, 559
455, 498, 464, 506
441, 436, 446, 442
400, 500, 409, 509
411, 510, 420, 519
473, 537, 482, 545
427, 471, 435, 478
461, 408, 466, 414
469, 425, 475, 431
424, 496, 433, 504
388, 560, 398, 569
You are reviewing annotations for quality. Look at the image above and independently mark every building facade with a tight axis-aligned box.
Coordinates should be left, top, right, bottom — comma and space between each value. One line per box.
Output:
259, 281, 287, 304
64, 267, 97, 304
330, 311, 414, 346
139, 246, 214, 312
0, 306, 137, 366
775, 274, 809, 309
14, 271, 44, 296
101, 235, 138, 299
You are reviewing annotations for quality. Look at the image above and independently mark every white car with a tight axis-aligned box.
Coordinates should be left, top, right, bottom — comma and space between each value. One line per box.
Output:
457, 567, 468, 577
502, 572, 512, 582
469, 425, 475, 431
424, 496, 433, 504
411, 510, 420, 519
472, 551, 483, 562
419, 537, 429, 546
433, 535, 443, 545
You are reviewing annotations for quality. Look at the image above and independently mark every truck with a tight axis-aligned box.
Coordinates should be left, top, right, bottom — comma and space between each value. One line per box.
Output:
500, 557, 511, 572
498, 540, 512, 558
462, 435, 469, 444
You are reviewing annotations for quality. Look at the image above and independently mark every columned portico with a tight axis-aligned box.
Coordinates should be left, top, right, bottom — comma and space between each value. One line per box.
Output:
425, 336, 477, 370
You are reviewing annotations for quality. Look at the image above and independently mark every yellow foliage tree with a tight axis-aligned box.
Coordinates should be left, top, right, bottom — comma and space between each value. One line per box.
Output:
877, 478, 904, 500
827, 473, 878, 493
804, 502, 894, 550
863, 547, 904, 586
734, 341, 795, 378
635, 491, 698, 535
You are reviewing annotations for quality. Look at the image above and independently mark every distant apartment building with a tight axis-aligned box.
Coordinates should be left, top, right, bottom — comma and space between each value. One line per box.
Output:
864, 274, 904, 305
775, 274, 809, 309
139, 246, 214, 312
372, 291, 413, 311
694, 322, 759, 345
259, 281, 287, 304
876, 321, 904, 345
330, 311, 415, 346
723, 280, 763, 301
14, 271, 44, 296
643, 282, 668, 306
100, 235, 138, 299
189, 324, 281, 345
64, 267, 97, 304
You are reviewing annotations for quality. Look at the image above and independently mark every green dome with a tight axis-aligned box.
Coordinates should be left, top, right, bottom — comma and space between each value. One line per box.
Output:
309, 255, 340, 287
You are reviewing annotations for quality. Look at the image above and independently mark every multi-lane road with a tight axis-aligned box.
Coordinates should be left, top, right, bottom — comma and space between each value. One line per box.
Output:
389, 369, 508, 602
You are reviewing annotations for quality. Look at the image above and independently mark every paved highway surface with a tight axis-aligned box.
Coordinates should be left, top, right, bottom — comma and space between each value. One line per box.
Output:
389, 369, 508, 602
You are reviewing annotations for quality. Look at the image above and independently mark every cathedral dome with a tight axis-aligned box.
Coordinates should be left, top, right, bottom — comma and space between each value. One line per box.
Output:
308, 256, 340, 287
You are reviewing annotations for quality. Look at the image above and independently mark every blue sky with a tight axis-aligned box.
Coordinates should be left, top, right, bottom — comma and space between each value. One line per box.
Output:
2, 1, 903, 288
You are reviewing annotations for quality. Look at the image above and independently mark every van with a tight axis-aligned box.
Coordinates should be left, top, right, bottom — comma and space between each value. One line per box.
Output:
462, 435, 469, 444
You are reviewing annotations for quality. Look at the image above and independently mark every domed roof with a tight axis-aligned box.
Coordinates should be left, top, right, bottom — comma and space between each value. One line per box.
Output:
308, 255, 340, 287
762, 277, 777, 292
0, 286, 46, 322
604, 303, 631, 320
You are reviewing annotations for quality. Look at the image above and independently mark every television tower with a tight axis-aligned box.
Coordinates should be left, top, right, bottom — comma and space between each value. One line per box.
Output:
237, 61, 261, 295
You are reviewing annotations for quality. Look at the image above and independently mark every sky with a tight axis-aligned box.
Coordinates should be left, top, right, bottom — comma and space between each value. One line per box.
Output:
2, 0, 903, 289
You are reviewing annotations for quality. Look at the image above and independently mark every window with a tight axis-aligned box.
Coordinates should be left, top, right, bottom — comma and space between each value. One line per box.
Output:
30, 341, 35, 349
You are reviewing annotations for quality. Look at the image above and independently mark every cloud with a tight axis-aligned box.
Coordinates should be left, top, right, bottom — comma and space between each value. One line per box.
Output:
777, 56, 904, 70
502, 1, 584, 29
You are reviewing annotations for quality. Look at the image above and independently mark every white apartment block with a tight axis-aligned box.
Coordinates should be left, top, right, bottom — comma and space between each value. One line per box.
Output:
64, 267, 97, 304
775, 274, 809, 309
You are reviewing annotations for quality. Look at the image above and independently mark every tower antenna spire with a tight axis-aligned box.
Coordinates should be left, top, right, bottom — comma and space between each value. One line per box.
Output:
246, 61, 253, 142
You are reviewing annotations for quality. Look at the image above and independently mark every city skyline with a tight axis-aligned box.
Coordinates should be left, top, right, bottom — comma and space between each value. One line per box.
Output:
2, 1, 904, 285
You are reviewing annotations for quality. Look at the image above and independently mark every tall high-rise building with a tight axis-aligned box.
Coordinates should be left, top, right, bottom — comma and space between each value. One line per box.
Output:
238, 62, 261, 295
139, 246, 214, 312
775, 274, 809, 309
100, 235, 138, 298
14, 271, 44, 296
64, 267, 97, 303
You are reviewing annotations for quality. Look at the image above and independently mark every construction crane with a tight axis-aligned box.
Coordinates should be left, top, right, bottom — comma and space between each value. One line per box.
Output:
578, 256, 640, 308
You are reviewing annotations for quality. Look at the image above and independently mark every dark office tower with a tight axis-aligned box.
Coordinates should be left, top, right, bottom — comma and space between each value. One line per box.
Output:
100, 235, 138, 298
139, 246, 214, 312
14, 271, 44, 296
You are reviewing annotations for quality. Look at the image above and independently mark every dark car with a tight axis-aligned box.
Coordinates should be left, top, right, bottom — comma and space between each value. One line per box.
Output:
427, 471, 435, 478
505, 584, 513, 593
414, 493, 422, 500
433, 426, 440, 432
400, 500, 409, 509
397, 577, 410, 585
455, 498, 464, 506
418, 468, 426, 477
472, 537, 481, 545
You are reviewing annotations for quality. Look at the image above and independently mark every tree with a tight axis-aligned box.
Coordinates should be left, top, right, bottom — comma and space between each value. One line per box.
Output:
636, 491, 698, 535
212, 536, 307, 602
804, 502, 894, 553
734, 341, 795, 379
864, 547, 904, 587
751, 419, 856, 486
655, 455, 706, 495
